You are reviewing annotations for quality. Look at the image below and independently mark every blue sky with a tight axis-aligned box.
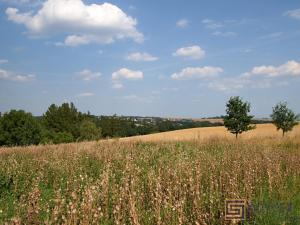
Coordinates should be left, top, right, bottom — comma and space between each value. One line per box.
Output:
0, 0, 299, 118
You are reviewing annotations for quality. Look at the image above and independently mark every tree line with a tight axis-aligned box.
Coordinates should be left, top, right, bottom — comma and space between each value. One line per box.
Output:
0, 103, 100, 146
0, 97, 298, 146
0, 102, 223, 147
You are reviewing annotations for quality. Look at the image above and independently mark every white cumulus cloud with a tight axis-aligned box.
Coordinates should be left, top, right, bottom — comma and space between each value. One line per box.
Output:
207, 60, 300, 92
176, 19, 189, 28
112, 68, 143, 80
6, 0, 143, 46
173, 45, 205, 60
242, 60, 300, 78
112, 68, 143, 89
0, 68, 35, 82
171, 66, 223, 80
126, 52, 158, 62
77, 69, 101, 81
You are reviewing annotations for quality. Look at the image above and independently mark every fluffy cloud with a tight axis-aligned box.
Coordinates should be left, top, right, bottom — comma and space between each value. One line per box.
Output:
176, 19, 189, 28
126, 52, 158, 62
242, 60, 300, 78
112, 68, 143, 89
0, 59, 8, 64
77, 69, 101, 81
173, 45, 205, 60
171, 66, 223, 80
0, 68, 35, 82
6, 0, 143, 46
112, 68, 143, 80
285, 8, 300, 20
207, 60, 300, 92
76, 92, 94, 97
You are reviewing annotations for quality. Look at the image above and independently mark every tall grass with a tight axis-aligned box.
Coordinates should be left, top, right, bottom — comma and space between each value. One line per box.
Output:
0, 137, 300, 224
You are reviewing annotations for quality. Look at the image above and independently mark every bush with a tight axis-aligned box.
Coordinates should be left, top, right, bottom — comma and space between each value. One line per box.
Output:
79, 120, 101, 141
52, 132, 74, 144
0, 110, 42, 146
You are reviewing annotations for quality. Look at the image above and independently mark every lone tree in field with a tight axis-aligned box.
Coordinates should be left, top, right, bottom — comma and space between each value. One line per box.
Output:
224, 96, 255, 139
271, 102, 299, 137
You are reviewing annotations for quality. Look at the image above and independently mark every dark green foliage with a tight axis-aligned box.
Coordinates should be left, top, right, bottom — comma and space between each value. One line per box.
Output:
0, 105, 225, 146
43, 103, 82, 140
0, 110, 42, 146
79, 119, 101, 141
224, 96, 255, 138
0, 172, 13, 197
42, 103, 102, 143
271, 102, 299, 137
96, 116, 223, 138
96, 115, 136, 137
52, 132, 74, 144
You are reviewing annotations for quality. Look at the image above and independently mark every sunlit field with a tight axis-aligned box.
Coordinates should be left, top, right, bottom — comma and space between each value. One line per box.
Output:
1, 0, 299, 223
120, 124, 300, 142
0, 125, 300, 224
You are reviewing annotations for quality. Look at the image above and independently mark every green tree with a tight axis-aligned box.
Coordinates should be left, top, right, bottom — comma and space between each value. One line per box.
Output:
0, 110, 42, 146
224, 96, 255, 139
271, 102, 299, 137
79, 120, 102, 141
43, 102, 82, 142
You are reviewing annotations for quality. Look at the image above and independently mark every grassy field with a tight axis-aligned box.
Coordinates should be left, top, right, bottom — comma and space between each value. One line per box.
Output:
0, 124, 300, 224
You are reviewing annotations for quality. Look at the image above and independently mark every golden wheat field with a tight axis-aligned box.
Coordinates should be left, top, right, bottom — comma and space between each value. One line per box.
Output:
0, 124, 300, 224
120, 123, 300, 142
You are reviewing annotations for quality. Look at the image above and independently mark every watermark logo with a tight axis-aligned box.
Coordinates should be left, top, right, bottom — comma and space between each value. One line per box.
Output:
225, 199, 300, 222
225, 199, 246, 221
